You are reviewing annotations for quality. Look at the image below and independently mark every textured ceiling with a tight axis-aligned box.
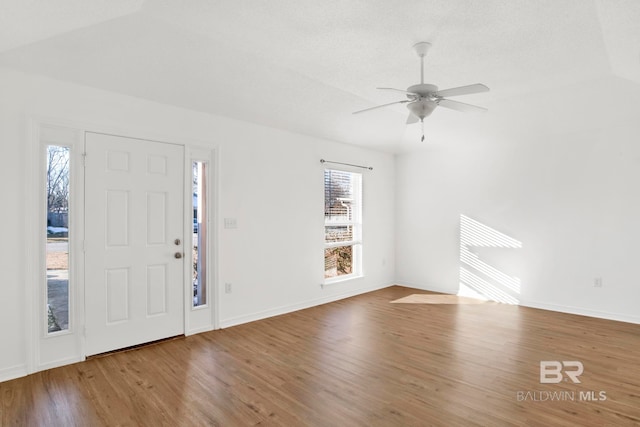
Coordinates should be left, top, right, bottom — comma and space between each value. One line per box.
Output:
0, 0, 144, 51
1, 0, 639, 152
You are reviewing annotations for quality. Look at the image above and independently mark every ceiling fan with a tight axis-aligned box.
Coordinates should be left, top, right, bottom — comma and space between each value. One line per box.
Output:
353, 42, 489, 141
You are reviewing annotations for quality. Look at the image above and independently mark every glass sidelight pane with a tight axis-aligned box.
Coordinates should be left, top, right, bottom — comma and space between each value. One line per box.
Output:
46, 145, 70, 333
192, 161, 207, 307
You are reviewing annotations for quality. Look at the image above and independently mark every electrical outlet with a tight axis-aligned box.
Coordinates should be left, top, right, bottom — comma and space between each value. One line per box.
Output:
594, 277, 603, 288
225, 282, 232, 293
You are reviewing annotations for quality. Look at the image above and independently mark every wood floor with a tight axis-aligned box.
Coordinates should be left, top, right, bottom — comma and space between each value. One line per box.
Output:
2, 286, 640, 426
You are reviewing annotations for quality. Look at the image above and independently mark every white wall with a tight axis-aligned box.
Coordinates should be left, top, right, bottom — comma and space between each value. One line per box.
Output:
396, 75, 640, 323
0, 67, 395, 380
0, 100, 27, 380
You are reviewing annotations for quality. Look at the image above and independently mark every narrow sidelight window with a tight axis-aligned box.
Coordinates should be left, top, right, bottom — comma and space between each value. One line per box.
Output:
192, 161, 208, 307
324, 169, 362, 281
46, 145, 70, 333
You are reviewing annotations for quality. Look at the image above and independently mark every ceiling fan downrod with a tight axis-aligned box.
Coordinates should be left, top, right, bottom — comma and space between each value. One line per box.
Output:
413, 42, 431, 85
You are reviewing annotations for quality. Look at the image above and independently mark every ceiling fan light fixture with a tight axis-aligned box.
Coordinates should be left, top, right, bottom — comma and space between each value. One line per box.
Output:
407, 100, 437, 120
412, 41, 432, 58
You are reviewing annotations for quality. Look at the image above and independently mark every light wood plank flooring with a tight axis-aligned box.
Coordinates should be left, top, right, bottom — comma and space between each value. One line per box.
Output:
2, 286, 640, 426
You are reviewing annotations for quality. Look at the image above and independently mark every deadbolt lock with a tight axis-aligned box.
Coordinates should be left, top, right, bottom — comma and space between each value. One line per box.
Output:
174, 238, 181, 245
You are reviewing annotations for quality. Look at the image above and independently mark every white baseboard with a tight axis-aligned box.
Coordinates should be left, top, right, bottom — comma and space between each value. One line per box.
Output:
393, 281, 640, 325
36, 356, 84, 373
522, 300, 640, 325
220, 282, 392, 328
0, 364, 28, 383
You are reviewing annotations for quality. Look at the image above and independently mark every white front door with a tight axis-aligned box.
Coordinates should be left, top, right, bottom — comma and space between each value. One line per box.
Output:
85, 132, 184, 356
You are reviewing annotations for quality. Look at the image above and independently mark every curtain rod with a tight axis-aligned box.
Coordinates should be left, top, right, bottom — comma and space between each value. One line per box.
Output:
320, 159, 373, 170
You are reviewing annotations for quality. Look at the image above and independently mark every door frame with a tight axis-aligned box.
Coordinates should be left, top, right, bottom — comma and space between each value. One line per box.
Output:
184, 146, 219, 335
25, 120, 86, 373
26, 117, 218, 374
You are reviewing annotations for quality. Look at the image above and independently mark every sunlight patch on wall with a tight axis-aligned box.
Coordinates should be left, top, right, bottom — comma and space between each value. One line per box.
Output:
459, 215, 522, 304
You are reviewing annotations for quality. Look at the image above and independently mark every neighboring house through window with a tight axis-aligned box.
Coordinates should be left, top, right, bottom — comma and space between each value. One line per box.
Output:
324, 169, 362, 281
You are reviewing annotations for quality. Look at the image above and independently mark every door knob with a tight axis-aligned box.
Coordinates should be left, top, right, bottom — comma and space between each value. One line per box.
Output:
174, 252, 182, 259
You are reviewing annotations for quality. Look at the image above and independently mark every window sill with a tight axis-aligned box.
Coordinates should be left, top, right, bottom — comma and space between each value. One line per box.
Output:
322, 274, 364, 288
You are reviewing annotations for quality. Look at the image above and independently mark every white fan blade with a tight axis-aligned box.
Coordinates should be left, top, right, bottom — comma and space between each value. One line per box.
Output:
438, 99, 487, 113
435, 83, 489, 98
377, 87, 418, 96
353, 100, 410, 115
406, 113, 419, 124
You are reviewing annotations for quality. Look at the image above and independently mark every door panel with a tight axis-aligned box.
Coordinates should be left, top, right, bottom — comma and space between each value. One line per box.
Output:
85, 132, 184, 356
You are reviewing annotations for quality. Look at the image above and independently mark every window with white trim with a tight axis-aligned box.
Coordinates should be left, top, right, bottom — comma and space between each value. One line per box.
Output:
324, 169, 362, 281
